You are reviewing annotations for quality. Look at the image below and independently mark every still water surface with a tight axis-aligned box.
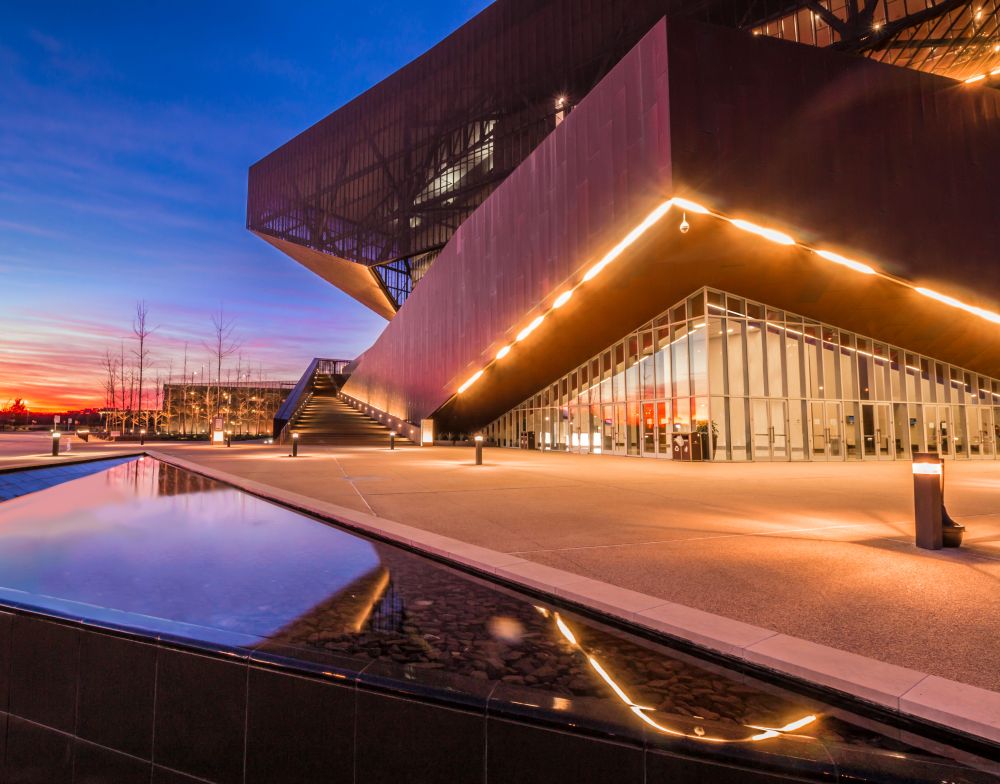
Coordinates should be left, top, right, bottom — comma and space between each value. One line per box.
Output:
0, 457, 994, 781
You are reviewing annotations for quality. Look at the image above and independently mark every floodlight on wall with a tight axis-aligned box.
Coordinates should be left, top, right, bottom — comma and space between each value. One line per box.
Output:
729, 218, 795, 245
458, 369, 484, 394
447, 191, 1000, 399
671, 197, 709, 214
815, 250, 876, 275
552, 290, 573, 308
516, 315, 545, 342
915, 287, 1000, 324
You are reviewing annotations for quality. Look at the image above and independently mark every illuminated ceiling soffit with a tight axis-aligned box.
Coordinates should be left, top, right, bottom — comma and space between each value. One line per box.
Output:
252, 231, 395, 320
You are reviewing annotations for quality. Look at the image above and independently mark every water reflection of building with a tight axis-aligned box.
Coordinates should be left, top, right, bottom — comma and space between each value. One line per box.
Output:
156, 462, 225, 497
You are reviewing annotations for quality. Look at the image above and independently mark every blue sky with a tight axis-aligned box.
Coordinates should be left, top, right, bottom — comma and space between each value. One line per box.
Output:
0, 0, 491, 409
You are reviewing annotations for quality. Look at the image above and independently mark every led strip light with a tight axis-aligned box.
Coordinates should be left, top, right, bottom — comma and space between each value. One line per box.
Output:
452, 196, 1000, 397
963, 66, 1000, 84
541, 607, 817, 744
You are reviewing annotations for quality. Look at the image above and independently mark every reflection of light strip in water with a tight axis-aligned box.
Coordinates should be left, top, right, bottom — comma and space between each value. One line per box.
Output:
350, 568, 392, 632
549, 610, 816, 744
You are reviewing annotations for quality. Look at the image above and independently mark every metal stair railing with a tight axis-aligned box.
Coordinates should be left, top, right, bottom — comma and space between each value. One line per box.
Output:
273, 357, 352, 443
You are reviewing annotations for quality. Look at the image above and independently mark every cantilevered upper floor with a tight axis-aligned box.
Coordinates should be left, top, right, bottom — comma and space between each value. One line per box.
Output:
247, 0, 998, 318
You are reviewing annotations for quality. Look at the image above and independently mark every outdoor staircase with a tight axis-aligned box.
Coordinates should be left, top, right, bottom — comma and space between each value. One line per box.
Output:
287, 381, 396, 446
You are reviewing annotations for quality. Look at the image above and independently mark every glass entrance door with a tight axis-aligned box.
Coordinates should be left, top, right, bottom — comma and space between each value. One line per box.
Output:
613, 403, 627, 455
601, 405, 614, 454
969, 407, 994, 458
809, 401, 843, 460
987, 408, 999, 458
750, 399, 789, 460
861, 403, 893, 459
641, 402, 657, 457
656, 402, 669, 458
927, 407, 951, 457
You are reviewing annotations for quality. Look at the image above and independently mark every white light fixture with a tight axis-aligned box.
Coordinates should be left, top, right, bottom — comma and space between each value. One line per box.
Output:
516, 315, 545, 342
671, 197, 709, 214
915, 287, 1000, 324
552, 290, 573, 308
815, 250, 876, 275
729, 218, 795, 245
458, 369, 484, 394
495, 345, 512, 360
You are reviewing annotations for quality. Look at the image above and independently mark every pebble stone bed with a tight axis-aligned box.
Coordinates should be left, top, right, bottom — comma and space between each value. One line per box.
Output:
267, 543, 920, 754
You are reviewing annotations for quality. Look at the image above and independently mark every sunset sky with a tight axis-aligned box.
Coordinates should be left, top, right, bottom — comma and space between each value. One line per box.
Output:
0, 1, 490, 412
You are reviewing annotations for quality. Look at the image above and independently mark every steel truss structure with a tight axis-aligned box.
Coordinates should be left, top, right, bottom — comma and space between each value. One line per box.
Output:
248, 0, 999, 315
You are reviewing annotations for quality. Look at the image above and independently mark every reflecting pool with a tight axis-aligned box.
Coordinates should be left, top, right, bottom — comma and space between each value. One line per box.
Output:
0, 457, 995, 782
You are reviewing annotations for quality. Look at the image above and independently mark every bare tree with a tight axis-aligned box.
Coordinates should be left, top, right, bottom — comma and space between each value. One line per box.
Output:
102, 349, 119, 433
180, 343, 189, 435
204, 306, 241, 419
118, 342, 127, 433
132, 301, 155, 434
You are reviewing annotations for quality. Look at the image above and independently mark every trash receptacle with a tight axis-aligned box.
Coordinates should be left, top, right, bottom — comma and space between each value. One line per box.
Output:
671, 433, 692, 460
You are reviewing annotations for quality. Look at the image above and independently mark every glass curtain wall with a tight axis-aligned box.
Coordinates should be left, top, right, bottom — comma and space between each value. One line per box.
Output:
485, 287, 1000, 462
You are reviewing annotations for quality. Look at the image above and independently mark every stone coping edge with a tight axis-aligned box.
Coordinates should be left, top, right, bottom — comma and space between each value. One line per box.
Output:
146, 449, 1000, 747
0, 449, 145, 474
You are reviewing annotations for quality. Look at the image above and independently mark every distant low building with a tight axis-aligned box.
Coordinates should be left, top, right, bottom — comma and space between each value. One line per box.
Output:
162, 381, 295, 436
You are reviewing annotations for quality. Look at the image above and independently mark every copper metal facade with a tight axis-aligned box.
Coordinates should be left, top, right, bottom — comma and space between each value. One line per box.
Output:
341, 17, 1000, 433
247, 0, 700, 311
751, 0, 1000, 83
247, 0, 994, 315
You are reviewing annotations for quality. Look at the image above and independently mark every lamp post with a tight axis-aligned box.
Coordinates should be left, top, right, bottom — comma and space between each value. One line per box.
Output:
912, 453, 943, 549
291, 432, 299, 458
475, 434, 484, 465
51, 430, 60, 457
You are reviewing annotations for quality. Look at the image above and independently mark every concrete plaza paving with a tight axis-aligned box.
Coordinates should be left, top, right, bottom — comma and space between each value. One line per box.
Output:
3, 431, 1000, 694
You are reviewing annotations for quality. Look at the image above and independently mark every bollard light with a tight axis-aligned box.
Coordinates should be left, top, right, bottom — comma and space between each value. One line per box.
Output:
912, 453, 943, 549
51, 430, 61, 457
291, 432, 299, 458
225, 431, 232, 448
140, 428, 146, 446
389, 431, 396, 450
475, 434, 484, 465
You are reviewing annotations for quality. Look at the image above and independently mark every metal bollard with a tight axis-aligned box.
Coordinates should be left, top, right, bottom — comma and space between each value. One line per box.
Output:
475, 434, 483, 465
292, 432, 299, 457
51, 431, 60, 456
912, 453, 943, 549
389, 431, 396, 450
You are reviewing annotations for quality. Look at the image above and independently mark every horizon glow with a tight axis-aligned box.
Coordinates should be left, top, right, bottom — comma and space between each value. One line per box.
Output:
0, 2, 490, 412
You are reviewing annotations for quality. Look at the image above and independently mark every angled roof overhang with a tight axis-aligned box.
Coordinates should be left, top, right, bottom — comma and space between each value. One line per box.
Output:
343, 17, 1000, 431
252, 232, 395, 320
440, 196, 1000, 429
